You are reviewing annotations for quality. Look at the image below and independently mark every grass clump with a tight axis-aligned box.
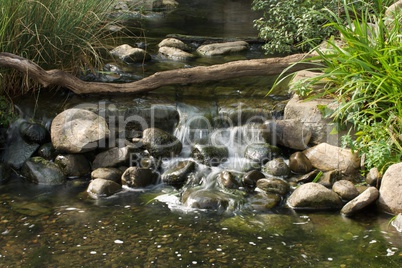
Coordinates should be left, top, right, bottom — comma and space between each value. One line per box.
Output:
0, 0, 123, 97
287, 0, 402, 173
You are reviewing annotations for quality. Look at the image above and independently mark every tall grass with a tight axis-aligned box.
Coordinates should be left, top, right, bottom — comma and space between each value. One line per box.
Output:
289, 0, 402, 173
0, 0, 121, 96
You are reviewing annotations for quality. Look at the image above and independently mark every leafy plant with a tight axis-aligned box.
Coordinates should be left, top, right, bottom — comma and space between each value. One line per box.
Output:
0, 0, 127, 96
282, 0, 402, 173
252, 0, 340, 54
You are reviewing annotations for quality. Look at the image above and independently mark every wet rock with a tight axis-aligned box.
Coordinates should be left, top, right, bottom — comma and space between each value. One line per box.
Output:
191, 144, 228, 166
182, 189, 230, 211
158, 46, 195, 61
91, 167, 123, 184
248, 191, 281, 211
218, 170, 242, 189
378, 162, 402, 214
54, 154, 91, 178
110, 44, 151, 63
19, 121, 49, 144
264, 119, 311, 150
121, 167, 159, 188
0, 163, 11, 184
51, 108, 110, 153
242, 170, 265, 190
197, 41, 249, 56
287, 182, 343, 210
1, 119, 40, 169
161, 160, 195, 186
21, 157, 66, 185
142, 128, 182, 158
303, 143, 360, 175
262, 158, 291, 177
92, 146, 135, 169
256, 178, 290, 196
87, 178, 122, 199
37, 143, 57, 160
366, 167, 381, 187
332, 180, 359, 201
244, 143, 280, 164
289, 152, 313, 174
10, 201, 52, 216
341, 187, 379, 217
391, 213, 402, 232
158, 38, 191, 51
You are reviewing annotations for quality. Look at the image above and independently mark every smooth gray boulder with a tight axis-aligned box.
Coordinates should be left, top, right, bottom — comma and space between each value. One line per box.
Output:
341, 187, 379, 217
332, 180, 360, 201
87, 178, 122, 199
110, 44, 151, 63
264, 119, 311, 150
287, 182, 343, 210
196, 41, 249, 56
158, 38, 191, 51
378, 162, 402, 214
158, 46, 195, 61
92, 146, 134, 169
51, 108, 110, 153
91, 168, 123, 184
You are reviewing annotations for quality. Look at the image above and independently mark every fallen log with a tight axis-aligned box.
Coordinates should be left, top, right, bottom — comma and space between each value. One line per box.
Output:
0, 52, 312, 95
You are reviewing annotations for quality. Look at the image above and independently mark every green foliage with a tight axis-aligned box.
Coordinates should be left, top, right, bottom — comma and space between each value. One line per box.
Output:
0, 0, 124, 96
0, 95, 15, 127
289, 0, 402, 173
252, 0, 339, 54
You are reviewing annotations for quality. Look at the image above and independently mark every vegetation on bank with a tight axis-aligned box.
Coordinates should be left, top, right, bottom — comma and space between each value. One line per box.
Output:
269, 0, 402, 173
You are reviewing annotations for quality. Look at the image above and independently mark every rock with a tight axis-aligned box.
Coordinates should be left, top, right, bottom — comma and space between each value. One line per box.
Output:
257, 178, 290, 196
182, 189, 230, 211
341, 187, 379, 217
303, 143, 360, 175
248, 191, 281, 211
287, 182, 343, 210
158, 46, 195, 61
51, 108, 110, 153
191, 144, 228, 166
391, 213, 402, 232
109, 44, 151, 63
87, 178, 122, 199
366, 167, 381, 187
242, 170, 265, 190
1, 119, 40, 169
318, 170, 341, 188
21, 157, 66, 185
161, 160, 195, 186
196, 41, 249, 56
158, 38, 191, 51
19, 121, 49, 144
121, 167, 159, 188
289, 152, 313, 174
0, 163, 11, 184
37, 143, 57, 160
218, 170, 242, 189
264, 119, 311, 150
92, 146, 135, 169
262, 158, 291, 177
332, 180, 360, 201
244, 143, 281, 164
54, 154, 91, 178
142, 128, 182, 158
284, 87, 349, 146
91, 168, 123, 184
296, 169, 320, 183
378, 162, 402, 214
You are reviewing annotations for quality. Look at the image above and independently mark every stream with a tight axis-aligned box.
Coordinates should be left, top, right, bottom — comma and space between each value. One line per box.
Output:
1, 0, 401, 267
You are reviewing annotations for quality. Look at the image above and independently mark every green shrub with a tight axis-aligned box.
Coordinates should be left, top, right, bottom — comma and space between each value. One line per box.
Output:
0, 0, 123, 96
286, 0, 402, 173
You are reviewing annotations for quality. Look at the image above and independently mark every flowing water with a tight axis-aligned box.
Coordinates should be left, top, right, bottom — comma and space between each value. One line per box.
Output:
1, 0, 401, 267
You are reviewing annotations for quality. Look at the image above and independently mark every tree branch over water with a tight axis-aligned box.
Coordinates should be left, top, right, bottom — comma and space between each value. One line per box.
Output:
0, 52, 311, 94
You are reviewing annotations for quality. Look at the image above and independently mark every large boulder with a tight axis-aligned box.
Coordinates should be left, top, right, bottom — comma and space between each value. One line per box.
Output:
196, 41, 249, 56
287, 182, 343, 210
109, 44, 151, 63
264, 119, 312, 150
378, 162, 402, 214
341, 187, 379, 217
51, 108, 110, 153
87, 178, 122, 199
332, 180, 359, 201
21, 157, 66, 185
142, 128, 182, 158
303, 143, 360, 175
